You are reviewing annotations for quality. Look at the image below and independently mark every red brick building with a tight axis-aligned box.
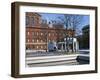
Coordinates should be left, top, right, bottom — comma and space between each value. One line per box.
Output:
26, 12, 74, 51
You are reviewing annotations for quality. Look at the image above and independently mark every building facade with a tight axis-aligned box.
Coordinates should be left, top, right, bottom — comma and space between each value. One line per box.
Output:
26, 12, 75, 51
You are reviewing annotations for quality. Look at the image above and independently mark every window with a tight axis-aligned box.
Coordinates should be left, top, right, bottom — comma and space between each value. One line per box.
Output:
31, 17, 34, 26
41, 40, 43, 42
26, 16, 30, 26
28, 39, 30, 42
45, 46, 47, 49
49, 33, 50, 36
27, 32, 30, 35
32, 45, 35, 49
34, 32, 36, 35
41, 33, 43, 35
34, 39, 36, 42
49, 40, 50, 42
37, 39, 39, 42
32, 32, 34, 35
37, 46, 38, 49
44, 39, 46, 42
32, 39, 34, 42
41, 46, 43, 49
37, 32, 38, 35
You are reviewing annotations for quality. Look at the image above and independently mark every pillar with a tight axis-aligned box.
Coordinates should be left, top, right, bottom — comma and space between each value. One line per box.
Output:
65, 41, 66, 51
73, 38, 75, 52
76, 41, 79, 52
61, 43, 64, 51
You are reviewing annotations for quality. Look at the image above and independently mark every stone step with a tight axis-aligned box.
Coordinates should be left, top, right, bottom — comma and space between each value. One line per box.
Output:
27, 60, 79, 67
26, 54, 78, 64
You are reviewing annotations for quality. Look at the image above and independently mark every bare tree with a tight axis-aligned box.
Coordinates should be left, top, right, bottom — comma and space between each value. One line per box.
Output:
58, 14, 83, 52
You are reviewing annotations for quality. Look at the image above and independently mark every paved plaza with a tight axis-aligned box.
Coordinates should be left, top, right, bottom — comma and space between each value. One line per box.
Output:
25, 50, 89, 67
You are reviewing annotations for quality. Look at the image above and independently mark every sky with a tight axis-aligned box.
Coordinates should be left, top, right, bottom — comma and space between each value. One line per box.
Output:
40, 13, 90, 31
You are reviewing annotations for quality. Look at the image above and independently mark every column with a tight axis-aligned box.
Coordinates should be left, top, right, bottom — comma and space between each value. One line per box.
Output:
65, 41, 66, 51
61, 43, 64, 51
64, 38, 66, 51
73, 39, 74, 52
76, 41, 79, 52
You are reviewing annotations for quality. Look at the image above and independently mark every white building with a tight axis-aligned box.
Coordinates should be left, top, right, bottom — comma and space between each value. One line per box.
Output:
48, 37, 79, 52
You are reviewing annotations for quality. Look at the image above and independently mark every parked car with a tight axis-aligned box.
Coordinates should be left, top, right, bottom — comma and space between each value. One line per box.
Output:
48, 41, 57, 52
